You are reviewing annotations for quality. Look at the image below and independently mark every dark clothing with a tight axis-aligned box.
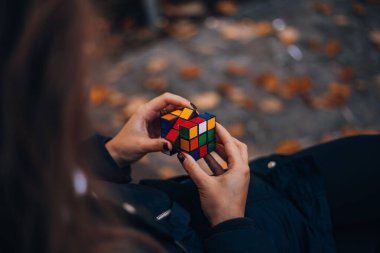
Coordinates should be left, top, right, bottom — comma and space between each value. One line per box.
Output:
86, 134, 380, 253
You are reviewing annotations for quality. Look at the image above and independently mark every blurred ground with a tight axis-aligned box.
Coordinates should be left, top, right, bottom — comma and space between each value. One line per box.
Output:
88, 0, 380, 181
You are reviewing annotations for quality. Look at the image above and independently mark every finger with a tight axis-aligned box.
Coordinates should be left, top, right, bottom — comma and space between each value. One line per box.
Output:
146, 93, 191, 115
178, 153, 210, 187
141, 138, 173, 153
204, 154, 225, 176
232, 138, 248, 163
215, 123, 242, 164
214, 143, 228, 161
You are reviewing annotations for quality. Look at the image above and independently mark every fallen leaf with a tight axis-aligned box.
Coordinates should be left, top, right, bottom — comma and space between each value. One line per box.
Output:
145, 57, 169, 74
161, 2, 205, 17
105, 62, 131, 84
333, 15, 350, 26
318, 82, 351, 108
369, 30, 380, 48
216, 1, 238, 15
220, 21, 257, 42
122, 96, 150, 118
144, 77, 169, 91
340, 127, 378, 137
218, 81, 255, 109
276, 139, 302, 155
179, 65, 202, 79
315, 3, 333, 15
224, 63, 249, 77
226, 122, 247, 138
258, 97, 284, 114
281, 76, 313, 98
337, 67, 354, 82
325, 39, 341, 58
90, 86, 108, 105
166, 20, 198, 40
190, 91, 221, 110
253, 21, 273, 36
158, 166, 179, 179
254, 72, 279, 92
307, 39, 322, 51
352, 3, 366, 16
107, 90, 128, 107
278, 27, 300, 45
319, 134, 337, 143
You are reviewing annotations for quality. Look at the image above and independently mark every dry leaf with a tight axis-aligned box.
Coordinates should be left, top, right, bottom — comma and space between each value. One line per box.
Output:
369, 30, 380, 48
352, 3, 366, 16
278, 27, 300, 45
179, 65, 202, 79
166, 20, 198, 40
161, 2, 205, 17
319, 134, 337, 143
218, 81, 255, 109
333, 15, 350, 26
190, 91, 221, 110
158, 166, 179, 179
307, 39, 322, 51
122, 96, 150, 118
315, 3, 333, 15
105, 62, 131, 84
281, 76, 313, 98
145, 57, 169, 74
258, 97, 284, 114
144, 77, 169, 91
325, 39, 341, 58
318, 82, 351, 108
216, 1, 238, 15
226, 122, 246, 138
220, 21, 257, 42
254, 72, 279, 92
337, 67, 354, 82
107, 90, 128, 107
340, 127, 378, 137
224, 63, 249, 77
276, 139, 302, 155
254, 21, 273, 36
90, 86, 108, 105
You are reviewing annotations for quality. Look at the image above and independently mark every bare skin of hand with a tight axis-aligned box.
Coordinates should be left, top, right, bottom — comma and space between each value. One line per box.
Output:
105, 92, 192, 166
178, 123, 250, 226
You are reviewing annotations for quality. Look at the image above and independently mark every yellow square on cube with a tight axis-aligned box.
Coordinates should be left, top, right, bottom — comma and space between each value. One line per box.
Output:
207, 117, 216, 130
180, 139, 190, 152
171, 110, 182, 116
179, 108, 194, 120
189, 126, 198, 139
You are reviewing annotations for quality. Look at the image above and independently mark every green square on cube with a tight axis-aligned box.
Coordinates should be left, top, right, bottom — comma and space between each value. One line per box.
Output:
207, 128, 215, 141
199, 133, 207, 146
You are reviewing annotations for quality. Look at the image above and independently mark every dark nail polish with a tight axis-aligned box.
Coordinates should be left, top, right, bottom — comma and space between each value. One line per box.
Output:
177, 152, 186, 163
163, 143, 169, 152
190, 102, 198, 110
160, 109, 168, 116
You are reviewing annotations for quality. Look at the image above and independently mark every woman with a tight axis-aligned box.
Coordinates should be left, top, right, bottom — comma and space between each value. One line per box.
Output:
1, 0, 379, 253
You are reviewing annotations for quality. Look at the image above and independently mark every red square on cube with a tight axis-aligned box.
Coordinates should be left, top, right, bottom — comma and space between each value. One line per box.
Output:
173, 118, 187, 130
166, 129, 179, 142
199, 145, 207, 158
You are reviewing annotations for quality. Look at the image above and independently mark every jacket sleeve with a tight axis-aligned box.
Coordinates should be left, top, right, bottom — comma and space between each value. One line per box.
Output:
83, 134, 132, 184
204, 218, 276, 253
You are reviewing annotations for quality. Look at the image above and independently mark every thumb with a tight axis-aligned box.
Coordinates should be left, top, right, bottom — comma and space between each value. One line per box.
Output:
142, 138, 172, 153
178, 153, 210, 187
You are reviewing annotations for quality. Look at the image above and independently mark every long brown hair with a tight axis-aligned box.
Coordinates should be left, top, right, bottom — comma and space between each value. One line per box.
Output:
0, 1, 164, 252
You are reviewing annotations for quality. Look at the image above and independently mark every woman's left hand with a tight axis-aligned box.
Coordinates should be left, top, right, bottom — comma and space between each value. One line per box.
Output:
105, 92, 193, 166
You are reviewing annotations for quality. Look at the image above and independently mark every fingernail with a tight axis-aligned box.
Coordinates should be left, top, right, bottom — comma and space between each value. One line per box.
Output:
163, 142, 169, 152
160, 109, 168, 116
190, 102, 198, 110
177, 152, 186, 163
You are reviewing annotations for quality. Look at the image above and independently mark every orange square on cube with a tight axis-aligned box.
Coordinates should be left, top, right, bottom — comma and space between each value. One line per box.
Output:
190, 137, 198, 151
180, 139, 190, 152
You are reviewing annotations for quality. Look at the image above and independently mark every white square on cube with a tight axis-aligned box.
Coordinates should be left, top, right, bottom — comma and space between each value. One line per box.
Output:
199, 121, 207, 134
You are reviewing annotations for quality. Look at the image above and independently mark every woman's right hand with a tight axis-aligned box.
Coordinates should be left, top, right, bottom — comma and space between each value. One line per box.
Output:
177, 123, 250, 227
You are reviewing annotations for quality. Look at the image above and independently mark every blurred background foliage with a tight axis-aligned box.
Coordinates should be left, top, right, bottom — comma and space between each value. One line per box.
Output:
87, 0, 380, 180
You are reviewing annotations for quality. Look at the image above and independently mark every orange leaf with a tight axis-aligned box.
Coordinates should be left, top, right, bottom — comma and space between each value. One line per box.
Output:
276, 139, 302, 155
225, 63, 249, 77
321, 82, 351, 108
253, 72, 279, 92
179, 65, 202, 79
90, 86, 108, 105
325, 39, 341, 58
337, 67, 354, 82
315, 3, 333, 15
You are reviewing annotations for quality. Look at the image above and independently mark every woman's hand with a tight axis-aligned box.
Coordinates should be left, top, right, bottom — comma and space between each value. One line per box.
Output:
177, 123, 250, 226
105, 92, 193, 166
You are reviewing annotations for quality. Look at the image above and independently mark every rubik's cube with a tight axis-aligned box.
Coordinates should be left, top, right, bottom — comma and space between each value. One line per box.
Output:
160, 108, 216, 160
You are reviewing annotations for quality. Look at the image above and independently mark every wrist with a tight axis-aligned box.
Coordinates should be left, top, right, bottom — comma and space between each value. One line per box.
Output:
105, 139, 126, 167
210, 213, 245, 227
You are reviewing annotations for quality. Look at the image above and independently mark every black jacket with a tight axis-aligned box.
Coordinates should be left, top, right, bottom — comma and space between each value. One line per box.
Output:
86, 134, 343, 253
